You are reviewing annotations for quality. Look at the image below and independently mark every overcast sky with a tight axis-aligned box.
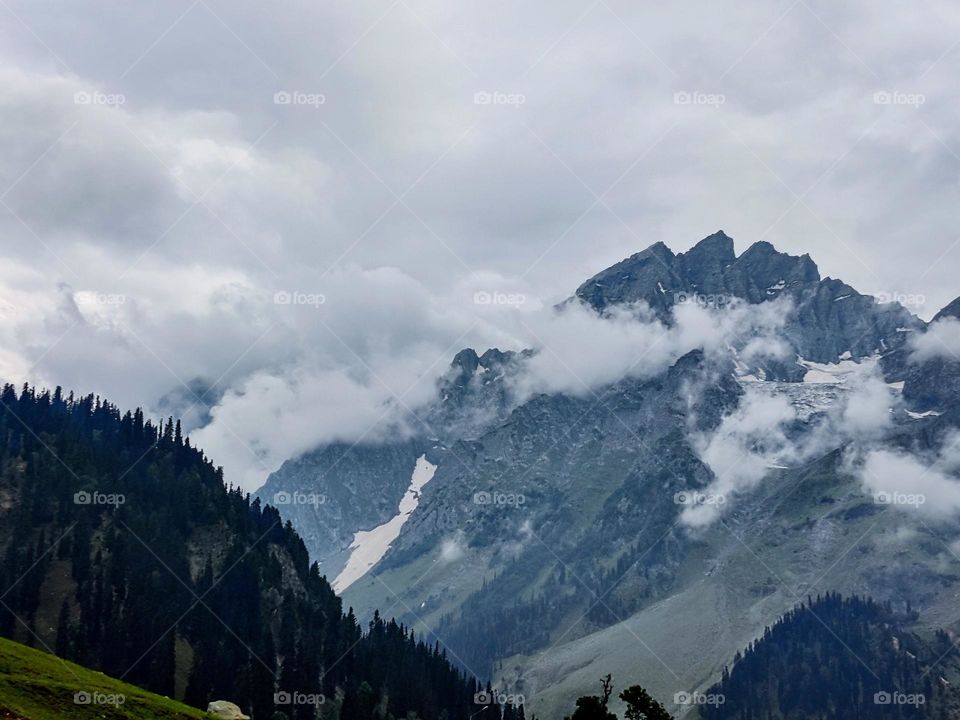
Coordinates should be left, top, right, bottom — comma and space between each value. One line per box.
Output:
1, 0, 958, 490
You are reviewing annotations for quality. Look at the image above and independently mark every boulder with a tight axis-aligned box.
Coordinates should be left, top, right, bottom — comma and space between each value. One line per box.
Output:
207, 700, 250, 720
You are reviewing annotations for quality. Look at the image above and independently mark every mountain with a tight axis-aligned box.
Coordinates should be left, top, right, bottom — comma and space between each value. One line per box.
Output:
699, 593, 960, 719
573, 231, 923, 379
0, 384, 477, 720
258, 232, 960, 719
257, 347, 528, 581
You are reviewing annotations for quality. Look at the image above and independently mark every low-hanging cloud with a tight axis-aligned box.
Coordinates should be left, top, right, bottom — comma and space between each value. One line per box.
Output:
852, 432, 960, 520
910, 317, 960, 363
681, 360, 897, 527
508, 296, 791, 404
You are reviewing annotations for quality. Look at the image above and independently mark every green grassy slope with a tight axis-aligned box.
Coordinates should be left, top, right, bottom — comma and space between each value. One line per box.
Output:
0, 637, 210, 720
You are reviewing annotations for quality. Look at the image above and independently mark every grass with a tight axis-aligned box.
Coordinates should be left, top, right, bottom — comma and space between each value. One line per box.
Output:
0, 636, 211, 720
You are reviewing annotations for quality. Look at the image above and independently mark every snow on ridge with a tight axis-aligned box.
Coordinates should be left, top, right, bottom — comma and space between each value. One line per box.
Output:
799, 356, 860, 384
333, 454, 437, 593
906, 409, 942, 419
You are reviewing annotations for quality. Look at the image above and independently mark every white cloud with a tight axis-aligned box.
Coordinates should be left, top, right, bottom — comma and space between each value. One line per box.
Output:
911, 317, 960, 363
439, 534, 465, 563
855, 443, 960, 520
508, 296, 790, 403
682, 360, 897, 527
3, 0, 960, 494
681, 388, 796, 528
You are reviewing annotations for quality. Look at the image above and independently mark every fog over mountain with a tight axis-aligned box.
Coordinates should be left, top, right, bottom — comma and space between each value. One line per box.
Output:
3, 1, 960, 493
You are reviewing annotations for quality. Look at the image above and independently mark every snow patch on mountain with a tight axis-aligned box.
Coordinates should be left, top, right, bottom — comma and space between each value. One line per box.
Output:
799, 356, 861, 384
333, 454, 437, 592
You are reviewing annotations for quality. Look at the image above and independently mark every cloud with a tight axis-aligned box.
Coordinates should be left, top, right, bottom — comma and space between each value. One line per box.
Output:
439, 534, 466, 563
3, 0, 960, 495
910, 317, 960, 363
838, 367, 894, 439
682, 360, 897, 527
681, 388, 797, 528
508, 296, 790, 403
853, 434, 960, 520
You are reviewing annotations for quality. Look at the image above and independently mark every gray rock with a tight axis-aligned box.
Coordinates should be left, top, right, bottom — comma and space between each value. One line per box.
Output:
207, 700, 250, 720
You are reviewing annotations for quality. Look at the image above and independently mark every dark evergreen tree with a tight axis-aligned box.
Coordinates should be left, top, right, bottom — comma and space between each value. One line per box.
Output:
619, 685, 671, 720
564, 676, 618, 720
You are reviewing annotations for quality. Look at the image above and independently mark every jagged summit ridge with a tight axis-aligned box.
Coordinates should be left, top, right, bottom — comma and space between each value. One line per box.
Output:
574, 231, 922, 374
574, 230, 822, 312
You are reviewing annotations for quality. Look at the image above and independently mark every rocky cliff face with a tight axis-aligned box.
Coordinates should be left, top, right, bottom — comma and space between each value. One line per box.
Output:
257, 439, 426, 577
255, 346, 529, 579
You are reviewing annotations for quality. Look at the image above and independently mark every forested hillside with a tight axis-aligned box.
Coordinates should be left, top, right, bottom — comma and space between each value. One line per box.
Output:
700, 594, 960, 720
0, 383, 477, 720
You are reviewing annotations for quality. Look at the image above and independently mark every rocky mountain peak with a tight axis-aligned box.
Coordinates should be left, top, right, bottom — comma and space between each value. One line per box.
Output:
451, 348, 481, 375
934, 296, 960, 322
570, 231, 924, 374
685, 229, 736, 265
735, 240, 820, 291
